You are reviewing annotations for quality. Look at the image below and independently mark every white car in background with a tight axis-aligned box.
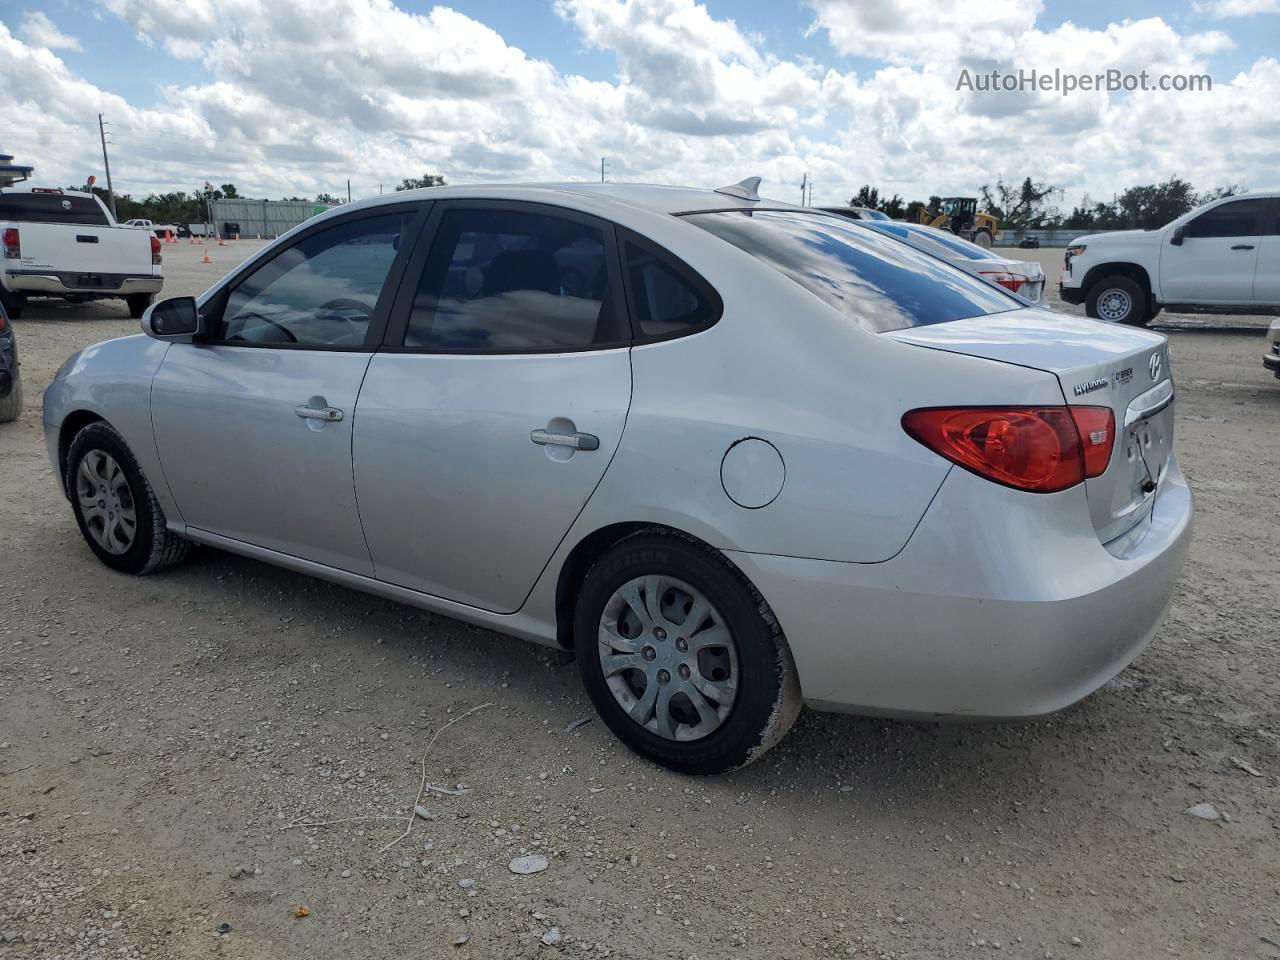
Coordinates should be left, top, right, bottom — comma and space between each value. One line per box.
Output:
1265, 318, 1280, 378
852, 219, 1047, 304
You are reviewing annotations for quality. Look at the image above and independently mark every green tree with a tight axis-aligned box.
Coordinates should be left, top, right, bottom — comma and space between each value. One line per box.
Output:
850, 185, 881, 209
980, 177, 1061, 229
395, 173, 447, 191
219, 183, 240, 199
313, 193, 344, 206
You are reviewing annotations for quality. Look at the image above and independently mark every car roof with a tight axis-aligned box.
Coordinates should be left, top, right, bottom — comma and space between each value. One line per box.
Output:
336, 182, 808, 219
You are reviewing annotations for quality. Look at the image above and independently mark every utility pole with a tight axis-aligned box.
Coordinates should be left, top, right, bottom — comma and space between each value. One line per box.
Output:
97, 113, 118, 220
347, 179, 351, 203
600, 157, 609, 183
808, 178, 814, 206
800, 173, 807, 206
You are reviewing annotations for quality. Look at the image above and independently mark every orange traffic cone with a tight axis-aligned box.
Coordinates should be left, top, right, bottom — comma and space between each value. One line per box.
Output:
188, 235, 195, 244
217, 234, 225, 246
165, 229, 174, 243
201, 249, 212, 264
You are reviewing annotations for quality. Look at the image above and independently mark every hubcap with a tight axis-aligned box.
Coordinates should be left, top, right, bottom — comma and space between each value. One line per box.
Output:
76, 450, 137, 555
1097, 288, 1132, 322
597, 574, 739, 742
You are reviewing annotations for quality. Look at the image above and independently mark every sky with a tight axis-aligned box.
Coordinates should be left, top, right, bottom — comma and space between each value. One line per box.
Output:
0, 0, 1277, 212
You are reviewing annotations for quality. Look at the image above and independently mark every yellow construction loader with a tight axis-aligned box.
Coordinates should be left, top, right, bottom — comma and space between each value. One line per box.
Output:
916, 197, 1001, 248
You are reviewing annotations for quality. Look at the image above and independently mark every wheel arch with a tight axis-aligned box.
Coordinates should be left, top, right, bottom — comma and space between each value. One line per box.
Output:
57, 409, 106, 494
1082, 262, 1153, 303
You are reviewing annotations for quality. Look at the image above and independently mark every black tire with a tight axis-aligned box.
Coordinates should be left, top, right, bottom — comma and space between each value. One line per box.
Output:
126, 293, 155, 319
972, 230, 993, 249
66, 421, 188, 575
0, 374, 21, 423
573, 530, 802, 775
1086, 274, 1149, 326
0, 289, 22, 319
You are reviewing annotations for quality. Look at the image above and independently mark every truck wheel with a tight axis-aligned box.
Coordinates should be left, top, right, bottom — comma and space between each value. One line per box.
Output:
126, 294, 155, 319
0, 289, 22, 320
973, 230, 993, 249
1086, 275, 1149, 326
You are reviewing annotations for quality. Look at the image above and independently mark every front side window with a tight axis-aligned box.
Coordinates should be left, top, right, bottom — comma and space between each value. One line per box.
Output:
686, 209, 1017, 332
217, 212, 409, 346
404, 208, 623, 351
1186, 199, 1269, 239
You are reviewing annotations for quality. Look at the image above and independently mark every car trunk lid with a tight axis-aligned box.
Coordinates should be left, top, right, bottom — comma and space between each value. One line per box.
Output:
887, 309, 1173, 543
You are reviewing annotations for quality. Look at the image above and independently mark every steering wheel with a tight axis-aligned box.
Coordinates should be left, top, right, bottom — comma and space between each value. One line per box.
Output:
227, 310, 298, 343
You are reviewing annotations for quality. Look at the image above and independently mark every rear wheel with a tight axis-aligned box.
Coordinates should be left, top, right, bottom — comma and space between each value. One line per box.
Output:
0, 373, 21, 423
573, 531, 802, 774
1087, 275, 1149, 326
126, 293, 155, 319
972, 230, 993, 249
66, 422, 188, 574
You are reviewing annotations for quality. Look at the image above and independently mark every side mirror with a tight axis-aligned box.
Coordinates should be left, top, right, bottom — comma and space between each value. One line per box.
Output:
1169, 225, 1186, 246
142, 296, 204, 341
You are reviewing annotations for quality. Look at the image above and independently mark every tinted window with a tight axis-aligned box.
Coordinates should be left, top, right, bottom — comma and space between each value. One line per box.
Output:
1186, 199, 1268, 238
0, 193, 109, 226
686, 209, 1017, 332
404, 208, 622, 351
624, 242, 718, 338
218, 213, 408, 347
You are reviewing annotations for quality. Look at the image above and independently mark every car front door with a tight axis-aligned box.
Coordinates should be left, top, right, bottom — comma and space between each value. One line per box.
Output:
353, 201, 632, 613
151, 205, 424, 575
1251, 198, 1280, 305
1160, 197, 1267, 304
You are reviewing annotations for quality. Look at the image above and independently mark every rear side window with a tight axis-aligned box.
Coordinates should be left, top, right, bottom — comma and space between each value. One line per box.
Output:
1186, 198, 1269, 238
404, 208, 624, 351
0, 193, 110, 226
685, 209, 1017, 332
624, 241, 719, 338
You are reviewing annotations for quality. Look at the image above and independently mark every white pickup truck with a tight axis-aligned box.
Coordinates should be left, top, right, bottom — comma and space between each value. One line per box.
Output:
1059, 191, 1280, 325
122, 218, 179, 237
1, 187, 164, 319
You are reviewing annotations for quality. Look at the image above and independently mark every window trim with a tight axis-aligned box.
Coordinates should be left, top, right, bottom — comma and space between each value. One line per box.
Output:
195, 202, 430, 352
1185, 197, 1269, 240
615, 227, 724, 345
378, 199, 633, 356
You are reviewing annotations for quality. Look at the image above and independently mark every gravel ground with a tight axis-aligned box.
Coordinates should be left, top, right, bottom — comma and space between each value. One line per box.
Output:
1, 240, 1278, 960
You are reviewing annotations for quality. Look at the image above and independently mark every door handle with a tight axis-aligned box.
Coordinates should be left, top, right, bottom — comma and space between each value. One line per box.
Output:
1231, 244, 1255, 250
295, 404, 344, 422
530, 428, 599, 451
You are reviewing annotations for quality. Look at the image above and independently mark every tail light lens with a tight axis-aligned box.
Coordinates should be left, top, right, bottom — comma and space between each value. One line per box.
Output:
150, 234, 162, 265
2, 227, 19, 259
978, 270, 1024, 294
902, 406, 1114, 493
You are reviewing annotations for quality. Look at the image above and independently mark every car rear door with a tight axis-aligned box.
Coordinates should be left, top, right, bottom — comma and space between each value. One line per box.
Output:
1160, 197, 1267, 304
151, 204, 426, 575
352, 200, 632, 613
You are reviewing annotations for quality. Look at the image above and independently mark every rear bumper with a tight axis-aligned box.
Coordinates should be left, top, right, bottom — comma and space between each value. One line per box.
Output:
4, 271, 163, 297
728, 456, 1193, 719
1265, 353, 1280, 376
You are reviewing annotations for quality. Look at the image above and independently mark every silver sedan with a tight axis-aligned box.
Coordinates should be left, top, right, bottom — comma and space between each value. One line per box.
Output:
43, 181, 1192, 774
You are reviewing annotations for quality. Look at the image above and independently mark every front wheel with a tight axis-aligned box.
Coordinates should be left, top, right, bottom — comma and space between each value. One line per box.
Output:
0, 289, 23, 319
0, 373, 21, 423
66, 421, 188, 574
972, 230, 993, 249
573, 531, 802, 775
1086, 275, 1149, 325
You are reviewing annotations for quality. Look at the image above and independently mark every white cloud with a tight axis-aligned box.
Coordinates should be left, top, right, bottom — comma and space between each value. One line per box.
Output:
0, 0, 1273, 214
1195, 0, 1280, 17
20, 11, 83, 51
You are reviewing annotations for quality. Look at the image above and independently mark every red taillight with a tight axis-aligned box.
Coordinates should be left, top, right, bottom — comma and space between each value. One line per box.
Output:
2, 227, 18, 259
1069, 406, 1115, 478
902, 405, 1114, 493
150, 234, 162, 265
979, 270, 1024, 294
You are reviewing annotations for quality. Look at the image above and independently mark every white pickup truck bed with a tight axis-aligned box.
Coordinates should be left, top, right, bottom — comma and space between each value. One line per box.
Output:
1, 188, 163, 319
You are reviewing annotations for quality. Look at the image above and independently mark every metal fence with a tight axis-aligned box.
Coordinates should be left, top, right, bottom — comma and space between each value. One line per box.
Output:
208, 198, 334, 239
997, 228, 1130, 248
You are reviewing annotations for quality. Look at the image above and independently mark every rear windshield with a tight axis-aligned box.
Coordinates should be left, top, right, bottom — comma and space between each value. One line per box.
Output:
0, 193, 110, 226
860, 221, 1003, 261
685, 209, 1018, 332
